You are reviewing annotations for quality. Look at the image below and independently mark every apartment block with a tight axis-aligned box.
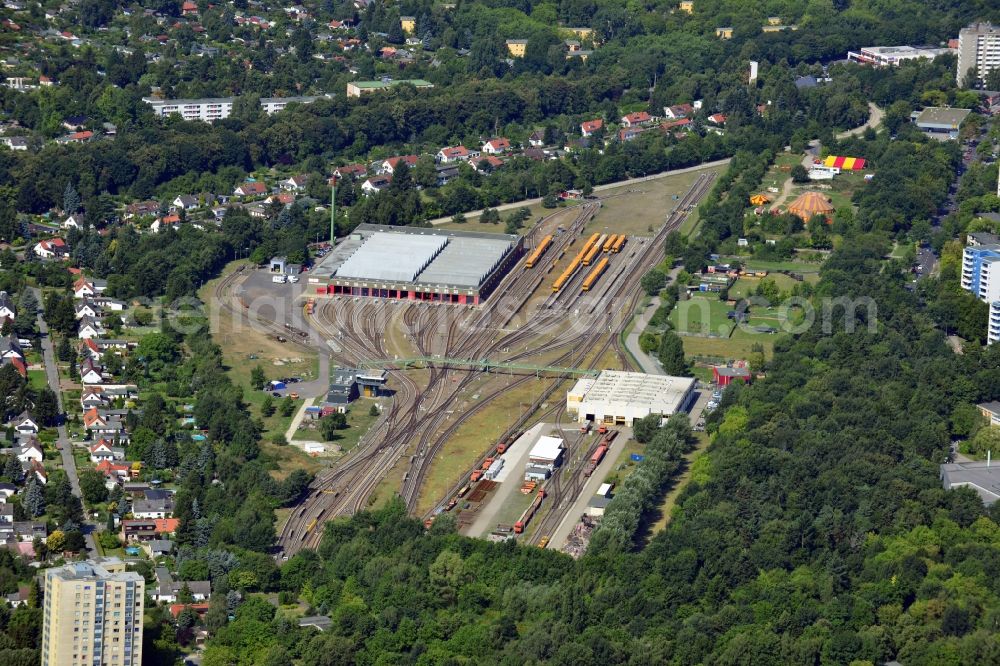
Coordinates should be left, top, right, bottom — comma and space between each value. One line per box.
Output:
42, 558, 144, 666
990, 301, 1000, 345
142, 95, 318, 122
957, 22, 1000, 86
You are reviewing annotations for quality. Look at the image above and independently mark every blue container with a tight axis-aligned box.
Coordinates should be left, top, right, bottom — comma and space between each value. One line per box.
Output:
630, 454, 645, 462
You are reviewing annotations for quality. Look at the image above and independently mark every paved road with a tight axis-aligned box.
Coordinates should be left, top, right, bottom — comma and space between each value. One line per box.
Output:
624, 298, 664, 375
32, 287, 98, 557
425, 159, 732, 225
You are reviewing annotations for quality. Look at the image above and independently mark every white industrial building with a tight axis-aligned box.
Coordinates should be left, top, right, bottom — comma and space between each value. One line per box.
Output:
528, 436, 563, 470
566, 370, 695, 426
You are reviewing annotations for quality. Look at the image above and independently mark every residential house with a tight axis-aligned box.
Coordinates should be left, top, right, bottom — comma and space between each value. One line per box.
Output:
333, 164, 367, 180
707, 113, 726, 125
181, 1, 198, 15
80, 387, 109, 409
580, 119, 603, 137
661, 118, 692, 132
2, 357, 25, 379
528, 129, 546, 147
12, 411, 38, 435
73, 277, 107, 299
619, 127, 644, 142
621, 111, 653, 127
234, 181, 267, 198
77, 316, 104, 340
481, 138, 511, 154
97, 460, 131, 488
125, 200, 160, 219
172, 194, 198, 211
0, 291, 14, 320
121, 519, 158, 542
79, 339, 102, 362
151, 213, 180, 233
33, 238, 69, 259
62, 115, 88, 131
133, 497, 174, 520
715, 27, 733, 39
0, 336, 22, 361
84, 409, 129, 442
153, 568, 211, 603
88, 440, 116, 463
378, 155, 419, 175
79, 358, 104, 384
15, 439, 42, 463
91, 296, 126, 312
435, 164, 460, 186
663, 103, 694, 119
280, 175, 308, 191
12, 521, 45, 543
436, 146, 478, 163
75, 300, 102, 319
0, 505, 11, 533
142, 539, 174, 558
93, 339, 135, 353
0, 483, 15, 502
21, 460, 46, 484
472, 156, 504, 174
62, 213, 84, 229
362, 176, 392, 196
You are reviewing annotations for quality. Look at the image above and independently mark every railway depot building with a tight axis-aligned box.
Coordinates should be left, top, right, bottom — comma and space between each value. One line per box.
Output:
566, 370, 696, 426
309, 224, 523, 304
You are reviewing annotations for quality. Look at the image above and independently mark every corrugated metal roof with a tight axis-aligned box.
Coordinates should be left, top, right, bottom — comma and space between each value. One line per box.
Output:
417, 236, 514, 287
336, 232, 447, 282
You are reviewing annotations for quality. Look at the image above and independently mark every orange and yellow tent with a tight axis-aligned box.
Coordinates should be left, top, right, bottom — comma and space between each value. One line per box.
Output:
787, 191, 834, 221
749, 194, 770, 206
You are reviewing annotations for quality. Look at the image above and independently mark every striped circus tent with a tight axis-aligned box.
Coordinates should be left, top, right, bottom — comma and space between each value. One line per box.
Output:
823, 155, 866, 170
787, 191, 834, 221
749, 193, 770, 206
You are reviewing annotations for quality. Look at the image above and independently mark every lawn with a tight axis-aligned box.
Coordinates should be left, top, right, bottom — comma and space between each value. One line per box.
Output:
292, 401, 382, 453
740, 258, 822, 273
28, 369, 47, 390
728, 274, 815, 299
669, 295, 734, 337
585, 164, 724, 238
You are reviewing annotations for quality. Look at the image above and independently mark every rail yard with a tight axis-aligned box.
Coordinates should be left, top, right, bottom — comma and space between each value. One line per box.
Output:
217, 172, 717, 557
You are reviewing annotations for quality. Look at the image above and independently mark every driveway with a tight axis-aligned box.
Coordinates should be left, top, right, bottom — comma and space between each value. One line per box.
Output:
32, 287, 98, 557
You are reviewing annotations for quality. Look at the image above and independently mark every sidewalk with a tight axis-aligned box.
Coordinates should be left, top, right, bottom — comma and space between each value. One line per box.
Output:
32, 287, 98, 557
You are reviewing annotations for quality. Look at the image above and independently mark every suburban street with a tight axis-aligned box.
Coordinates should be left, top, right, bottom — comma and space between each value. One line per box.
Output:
32, 287, 98, 557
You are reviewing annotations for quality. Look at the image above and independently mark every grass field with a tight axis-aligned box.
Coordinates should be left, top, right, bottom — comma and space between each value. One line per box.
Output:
740, 258, 822, 272
681, 331, 776, 361
585, 165, 723, 238
28, 369, 47, 390
669, 295, 734, 337
728, 273, 816, 299
293, 402, 382, 453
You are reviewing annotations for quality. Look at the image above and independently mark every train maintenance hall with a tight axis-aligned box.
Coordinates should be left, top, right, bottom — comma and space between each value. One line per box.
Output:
566, 370, 696, 426
308, 224, 523, 304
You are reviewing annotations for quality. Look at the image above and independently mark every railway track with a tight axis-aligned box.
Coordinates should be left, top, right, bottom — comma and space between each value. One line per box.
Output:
274, 175, 715, 554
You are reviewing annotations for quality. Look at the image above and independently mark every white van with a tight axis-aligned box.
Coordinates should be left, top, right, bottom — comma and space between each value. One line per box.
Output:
288, 275, 299, 284
272, 275, 287, 284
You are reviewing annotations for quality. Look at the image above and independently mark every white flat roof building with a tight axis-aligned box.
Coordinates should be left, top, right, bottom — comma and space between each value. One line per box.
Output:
528, 435, 564, 466
567, 370, 695, 426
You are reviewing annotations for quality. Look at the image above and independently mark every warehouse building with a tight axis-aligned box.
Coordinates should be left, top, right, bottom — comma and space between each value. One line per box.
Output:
528, 436, 564, 471
566, 370, 695, 426
309, 224, 523, 304
941, 461, 1000, 506
913, 107, 971, 140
